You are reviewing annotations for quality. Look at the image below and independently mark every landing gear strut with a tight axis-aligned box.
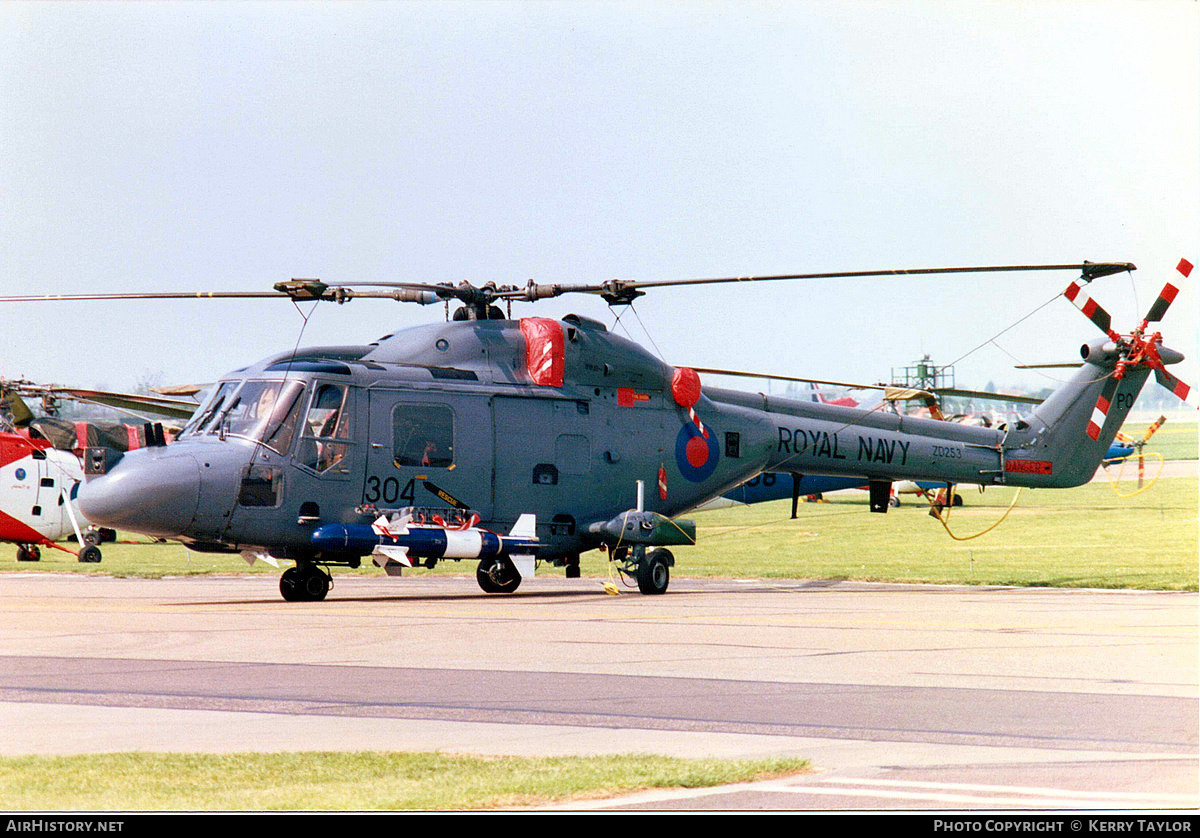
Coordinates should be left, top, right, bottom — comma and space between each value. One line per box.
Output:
280, 563, 331, 602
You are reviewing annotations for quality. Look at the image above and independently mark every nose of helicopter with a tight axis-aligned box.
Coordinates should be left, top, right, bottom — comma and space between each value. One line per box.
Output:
78, 451, 201, 538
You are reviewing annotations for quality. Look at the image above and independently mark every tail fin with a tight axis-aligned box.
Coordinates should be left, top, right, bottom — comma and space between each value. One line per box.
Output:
1002, 345, 1151, 487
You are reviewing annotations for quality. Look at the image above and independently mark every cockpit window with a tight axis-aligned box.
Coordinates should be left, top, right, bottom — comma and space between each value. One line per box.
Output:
180, 380, 306, 453
296, 383, 353, 474
218, 380, 305, 446
177, 386, 217, 438
185, 381, 240, 437
261, 382, 306, 454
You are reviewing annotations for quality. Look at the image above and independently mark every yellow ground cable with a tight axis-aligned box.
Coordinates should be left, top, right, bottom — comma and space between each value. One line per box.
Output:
602, 510, 631, 595
1099, 453, 1164, 498
924, 486, 1024, 541
663, 516, 697, 545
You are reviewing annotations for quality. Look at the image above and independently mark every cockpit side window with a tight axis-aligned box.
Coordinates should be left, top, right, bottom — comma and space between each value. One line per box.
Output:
296, 383, 353, 474
261, 381, 305, 454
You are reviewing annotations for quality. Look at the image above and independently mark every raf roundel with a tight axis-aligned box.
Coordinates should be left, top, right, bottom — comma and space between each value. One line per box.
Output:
675, 424, 719, 482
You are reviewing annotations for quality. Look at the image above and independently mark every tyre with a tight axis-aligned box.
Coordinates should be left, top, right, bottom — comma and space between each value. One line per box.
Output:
280, 566, 303, 601
476, 557, 521, 593
636, 548, 671, 595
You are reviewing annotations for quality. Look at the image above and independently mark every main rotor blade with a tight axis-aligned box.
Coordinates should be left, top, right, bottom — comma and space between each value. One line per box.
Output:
616, 261, 1136, 290
0, 389, 35, 427
0, 287, 441, 305
689, 366, 892, 392
930, 387, 1043, 405
44, 388, 198, 420
514, 262, 1136, 306
0, 291, 290, 302
690, 367, 1043, 405
1, 262, 1134, 308
150, 383, 208, 397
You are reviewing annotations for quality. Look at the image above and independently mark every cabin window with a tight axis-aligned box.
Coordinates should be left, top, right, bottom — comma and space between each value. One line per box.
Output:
392, 403, 454, 468
297, 383, 354, 474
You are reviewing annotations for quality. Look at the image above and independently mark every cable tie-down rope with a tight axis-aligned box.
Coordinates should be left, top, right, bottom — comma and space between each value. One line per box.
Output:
923, 486, 1023, 540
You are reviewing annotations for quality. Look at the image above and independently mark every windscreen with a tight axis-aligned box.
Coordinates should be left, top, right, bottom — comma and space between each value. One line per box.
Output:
178, 381, 238, 438
216, 380, 306, 449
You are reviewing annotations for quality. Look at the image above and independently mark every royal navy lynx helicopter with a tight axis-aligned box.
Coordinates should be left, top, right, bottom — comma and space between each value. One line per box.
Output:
3, 259, 1192, 601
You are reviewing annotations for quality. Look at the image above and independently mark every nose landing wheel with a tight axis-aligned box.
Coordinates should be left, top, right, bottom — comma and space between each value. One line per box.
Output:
280, 563, 331, 602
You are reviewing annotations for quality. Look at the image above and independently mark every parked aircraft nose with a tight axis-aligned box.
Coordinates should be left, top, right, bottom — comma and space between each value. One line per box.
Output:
78, 451, 201, 538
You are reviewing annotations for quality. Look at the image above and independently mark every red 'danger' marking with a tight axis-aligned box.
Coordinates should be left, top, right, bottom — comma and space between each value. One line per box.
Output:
1005, 459, 1053, 475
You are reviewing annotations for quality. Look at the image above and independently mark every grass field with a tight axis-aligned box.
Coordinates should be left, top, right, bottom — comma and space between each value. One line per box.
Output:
690, 475, 1197, 590
1118, 418, 1197, 461
0, 752, 809, 811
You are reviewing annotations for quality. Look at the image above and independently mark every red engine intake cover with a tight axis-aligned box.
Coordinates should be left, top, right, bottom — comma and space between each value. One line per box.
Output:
671, 367, 702, 407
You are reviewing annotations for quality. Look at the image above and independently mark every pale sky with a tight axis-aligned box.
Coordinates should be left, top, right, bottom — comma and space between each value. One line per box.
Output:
2, 1, 1197, 403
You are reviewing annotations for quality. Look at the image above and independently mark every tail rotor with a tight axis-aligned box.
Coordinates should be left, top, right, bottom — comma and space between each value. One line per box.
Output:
1064, 258, 1197, 444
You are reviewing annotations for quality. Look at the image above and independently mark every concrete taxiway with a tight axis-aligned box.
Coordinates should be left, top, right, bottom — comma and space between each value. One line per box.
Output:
0, 573, 1195, 810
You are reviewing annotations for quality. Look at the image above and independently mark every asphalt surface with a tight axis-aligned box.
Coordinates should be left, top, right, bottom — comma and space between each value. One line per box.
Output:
0, 572, 1195, 811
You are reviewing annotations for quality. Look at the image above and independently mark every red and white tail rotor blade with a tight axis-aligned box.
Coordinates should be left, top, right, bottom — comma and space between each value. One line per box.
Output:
1085, 376, 1122, 441
1141, 258, 1192, 326
1063, 279, 1118, 339
1153, 366, 1198, 410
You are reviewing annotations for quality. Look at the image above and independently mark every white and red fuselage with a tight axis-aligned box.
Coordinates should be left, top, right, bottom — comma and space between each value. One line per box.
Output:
0, 431, 87, 553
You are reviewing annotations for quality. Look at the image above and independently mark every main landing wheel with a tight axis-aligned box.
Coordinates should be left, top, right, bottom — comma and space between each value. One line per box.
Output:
636, 548, 672, 595
476, 556, 521, 594
280, 564, 331, 602
78, 546, 102, 563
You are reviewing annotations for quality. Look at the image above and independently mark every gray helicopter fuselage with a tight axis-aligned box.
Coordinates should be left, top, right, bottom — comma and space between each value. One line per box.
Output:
77, 316, 1154, 565
79, 316, 776, 562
